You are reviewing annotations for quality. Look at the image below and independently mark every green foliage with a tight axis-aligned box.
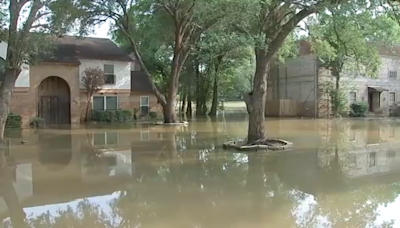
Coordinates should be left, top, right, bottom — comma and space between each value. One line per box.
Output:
149, 111, 158, 119
30, 117, 45, 129
91, 110, 133, 122
321, 82, 350, 117
5, 113, 21, 129
350, 102, 368, 117
308, 3, 400, 79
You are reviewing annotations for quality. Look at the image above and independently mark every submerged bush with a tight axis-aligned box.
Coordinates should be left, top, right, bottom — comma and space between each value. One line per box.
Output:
349, 102, 368, 117
6, 113, 22, 129
149, 111, 158, 119
30, 117, 45, 129
91, 110, 133, 122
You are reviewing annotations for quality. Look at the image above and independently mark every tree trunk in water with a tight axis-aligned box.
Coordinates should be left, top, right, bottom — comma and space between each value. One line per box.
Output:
0, 70, 19, 141
0, 148, 26, 227
181, 91, 186, 114
186, 93, 192, 116
163, 98, 178, 123
208, 70, 219, 116
209, 56, 223, 117
195, 66, 202, 116
245, 52, 269, 144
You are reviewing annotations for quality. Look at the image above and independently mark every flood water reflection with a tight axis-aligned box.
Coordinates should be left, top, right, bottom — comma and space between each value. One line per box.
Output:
1, 116, 400, 227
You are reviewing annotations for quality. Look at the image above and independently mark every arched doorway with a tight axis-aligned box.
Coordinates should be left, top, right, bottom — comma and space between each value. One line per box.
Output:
38, 76, 71, 124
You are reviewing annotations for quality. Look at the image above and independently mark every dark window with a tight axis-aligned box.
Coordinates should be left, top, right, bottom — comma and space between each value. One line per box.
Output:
389, 71, 397, 79
104, 64, 115, 84
369, 152, 376, 167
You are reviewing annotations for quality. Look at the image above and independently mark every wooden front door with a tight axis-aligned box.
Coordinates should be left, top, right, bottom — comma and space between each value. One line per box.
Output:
38, 76, 71, 124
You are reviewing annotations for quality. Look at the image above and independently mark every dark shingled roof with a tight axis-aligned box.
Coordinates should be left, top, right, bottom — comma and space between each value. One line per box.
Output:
131, 71, 155, 93
41, 35, 132, 64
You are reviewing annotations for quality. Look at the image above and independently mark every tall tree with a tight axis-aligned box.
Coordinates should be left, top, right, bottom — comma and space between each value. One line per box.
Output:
0, 0, 86, 141
308, 3, 400, 116
235, 0, 345, 144
85, 0, 231, 123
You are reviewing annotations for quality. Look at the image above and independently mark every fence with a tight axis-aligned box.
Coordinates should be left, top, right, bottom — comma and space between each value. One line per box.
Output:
265, 99, 304, 117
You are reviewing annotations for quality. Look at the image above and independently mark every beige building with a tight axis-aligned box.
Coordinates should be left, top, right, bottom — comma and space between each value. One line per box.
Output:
0, 36, 161, 127
266, 40, 400, 117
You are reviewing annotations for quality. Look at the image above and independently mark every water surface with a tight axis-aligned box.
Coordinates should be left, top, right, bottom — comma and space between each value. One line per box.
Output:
1, 116, 400, 227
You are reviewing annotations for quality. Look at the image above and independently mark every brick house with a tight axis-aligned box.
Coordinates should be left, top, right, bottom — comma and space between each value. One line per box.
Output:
0, 36, 161, 126
266, 40, 400, 117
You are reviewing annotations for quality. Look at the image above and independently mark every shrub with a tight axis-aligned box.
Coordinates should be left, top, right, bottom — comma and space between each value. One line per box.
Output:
349, 102, 368, 117
91, 110, 133, 122
6, 113, 22, 129
149, 111, 157, 119
30, 117, 45, 129
133, 108, 138, 120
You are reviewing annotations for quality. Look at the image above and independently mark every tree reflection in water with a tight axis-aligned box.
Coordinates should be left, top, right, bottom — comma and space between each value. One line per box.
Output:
1, 119, 400, 227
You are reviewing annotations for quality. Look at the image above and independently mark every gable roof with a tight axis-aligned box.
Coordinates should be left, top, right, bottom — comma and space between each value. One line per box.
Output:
131, 71, 156, 94
41, 36, 132, 64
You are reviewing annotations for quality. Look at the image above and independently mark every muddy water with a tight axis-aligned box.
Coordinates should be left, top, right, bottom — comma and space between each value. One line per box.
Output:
1, 116, 400, 228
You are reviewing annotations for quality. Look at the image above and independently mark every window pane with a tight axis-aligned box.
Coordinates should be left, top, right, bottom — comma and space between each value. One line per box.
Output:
349, 92, 356, 104
106, 96, 118, 110
104, 64, 114, 74
94, 133, 106, 145
140, 96, 149, 106
106, 132, 118, 145
93, 97, 105, 110
104, 74, 115, 84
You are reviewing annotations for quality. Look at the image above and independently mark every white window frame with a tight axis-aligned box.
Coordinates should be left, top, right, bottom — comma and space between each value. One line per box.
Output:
389, 70, 398, 79
104, 64, 116, 85
92, 95, 119, 110
389, 92, 396, 106
140, 96, 150, 107
349, 92, 356, 104
92, 132, 120, 146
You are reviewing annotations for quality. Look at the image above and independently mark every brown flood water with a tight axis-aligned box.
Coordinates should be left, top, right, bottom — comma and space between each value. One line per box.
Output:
1, 115, 400, 228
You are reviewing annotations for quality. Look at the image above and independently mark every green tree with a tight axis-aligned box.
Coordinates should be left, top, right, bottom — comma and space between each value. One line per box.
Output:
0, 0, 86, 141
308, 3, 400, 116
85, 0, 233, 123
234, 0, 344, 144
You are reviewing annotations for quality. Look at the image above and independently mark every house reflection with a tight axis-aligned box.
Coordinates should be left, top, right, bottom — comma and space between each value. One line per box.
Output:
0, 123, 170, 222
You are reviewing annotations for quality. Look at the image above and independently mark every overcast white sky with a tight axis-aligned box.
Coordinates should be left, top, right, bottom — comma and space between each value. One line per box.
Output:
89, 22, 111, 38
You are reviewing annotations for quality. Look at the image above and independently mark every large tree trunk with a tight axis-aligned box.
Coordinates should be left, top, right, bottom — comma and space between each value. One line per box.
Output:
0, 70, 19, 141
0, 148, 26, 227
245, 51, 269, 144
